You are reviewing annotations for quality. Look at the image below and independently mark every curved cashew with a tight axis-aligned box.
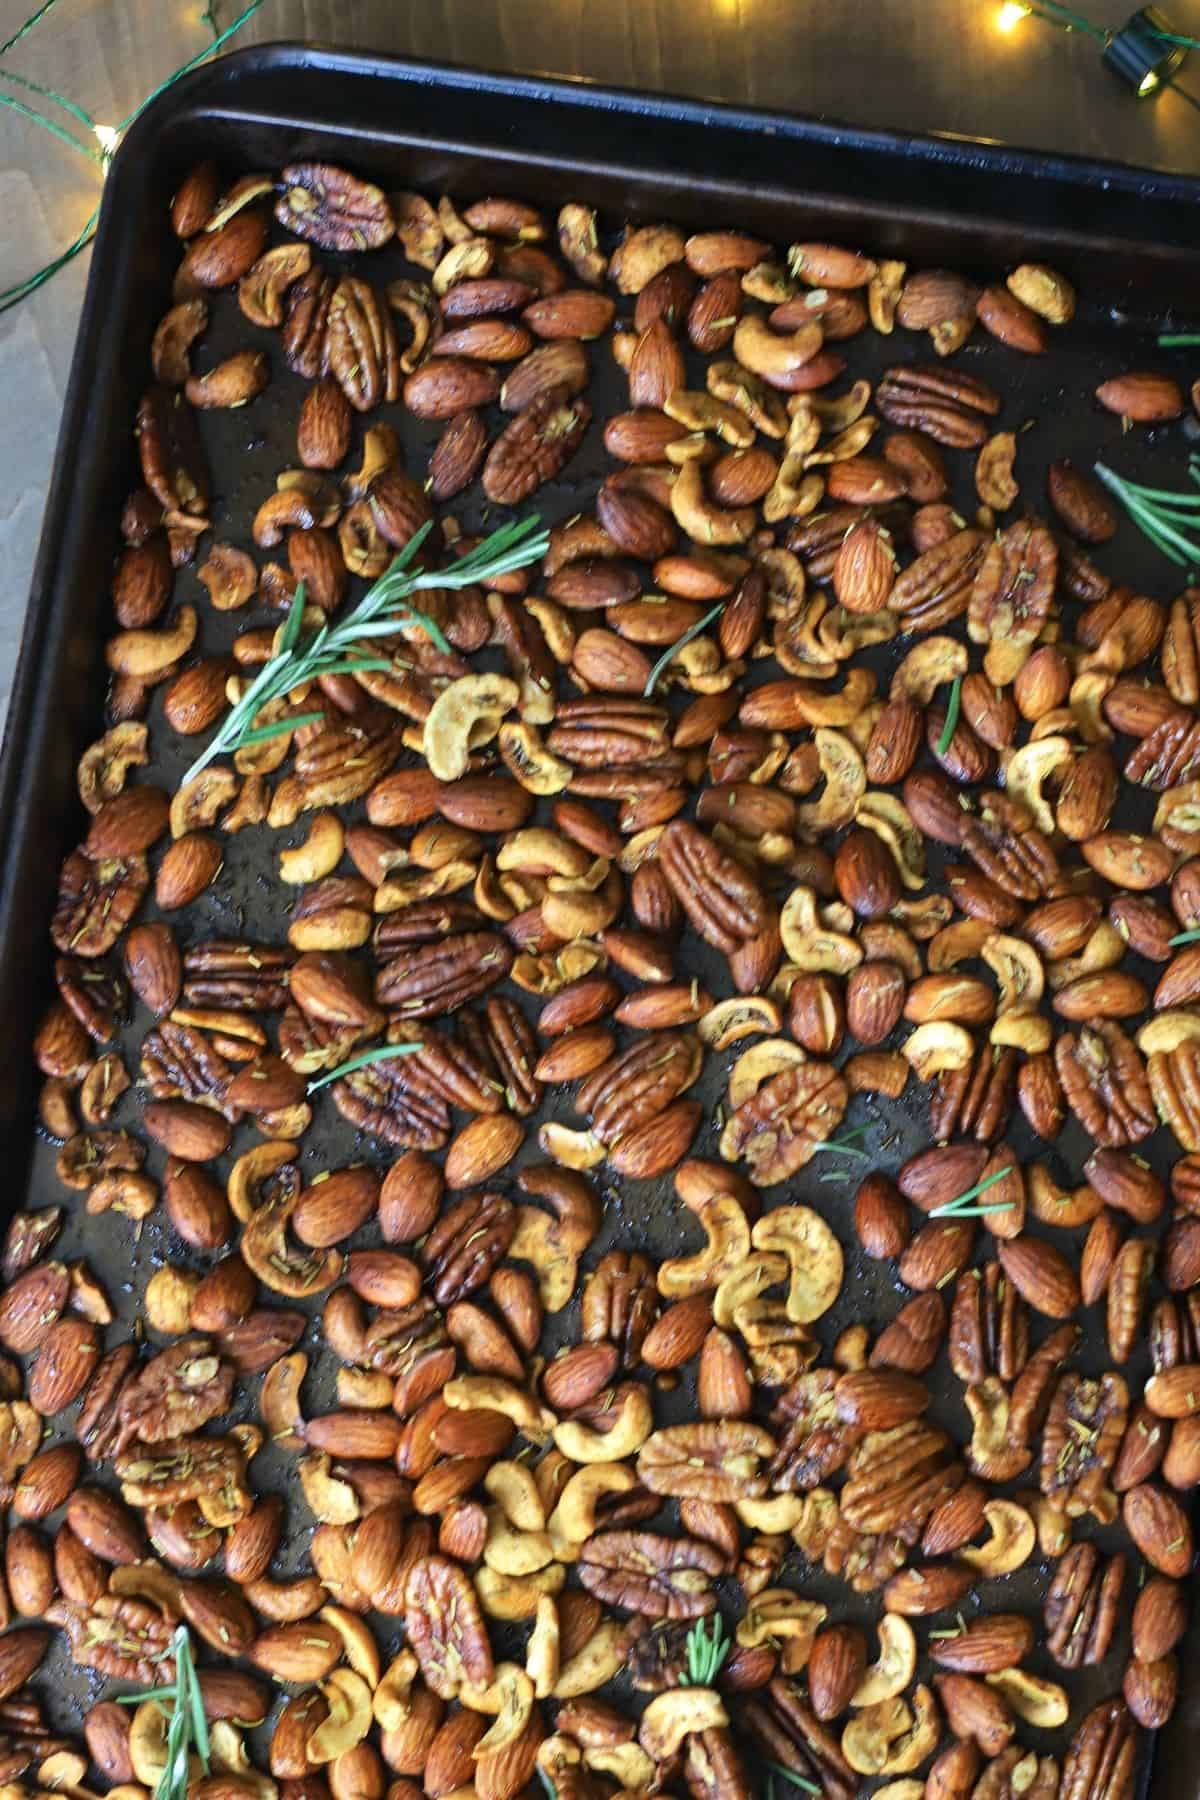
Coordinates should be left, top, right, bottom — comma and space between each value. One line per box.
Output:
856, 792, 926, 890
1138, 1010, 1200, 1055
902, 1021, 973, 1079
658, 1194, 753, 1300
107, 606, 198, 679
891, 636, 968, 704
780, 884, 863, 975
78, 723, 150, 814
736, 1590, 826, 1656
460, 1663, 534, 1754
713, 1252, 790, 1329
928, 918, 994, 972
1006, 736, 1073, 835
307, 1669, 373, 1763
553, 1620, 630, 1697
510, 1167, 602, 1311
279, 810, 344, 884
670, 458, 756, 545
498, 828, 592, 879
986, 1668, 1069, 1729
533, 1127, 606, 1176
795, 729, 867, 834
499, 721, 572, 794
423, 673, 519, 781
736, 1494, 805, 1533
752, 1207, 844, 1325
242, 1189, 341, 1297
227, 1140, 299, 1224
475, 1562, 565, 1622
483, 1506, 555, 1578
728, 1038, 807, 1109
733, 313, 823, 378
990, 1012, 1053, 1053
547, 1463, 637, 1558
664, 389, 756, 447
299, 1454, 359, 1525
961, 1500, 1036, 1577
707, 359, 789, 436
639, 1688, 729, 1761
851, 1614, 918, 1707
170, 766, 239, 838
372, 1648, 419, 1729
526, 1596, 560, 1699
553, 1385, 654, 1464
444, 1376, 555, 1443
983, 932, 1045, 1016
700, 996, 782, 1050
586, 1743, 656, 1789
484, 1461, 546, 1533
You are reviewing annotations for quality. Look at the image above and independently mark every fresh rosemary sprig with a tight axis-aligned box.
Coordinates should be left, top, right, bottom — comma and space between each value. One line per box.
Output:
306, 1042, 424, 1096
930, 1164, 1015, 1219
1170, 927, 1200, 946
767, 1764, 822, 1798
813, 1124, 872, 1160
1093, 461, 1200, 570
643, 601, 726, 697
182, 514, 550, 783
680, 1613, 732, 1686
116, 1624, 209, 1800
936, 674, 963, 755
1159, 334, 1200, 347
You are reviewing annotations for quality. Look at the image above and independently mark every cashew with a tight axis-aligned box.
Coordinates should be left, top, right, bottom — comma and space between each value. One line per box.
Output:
707, 358, 790, 436
713, 1252, 790, 1329
638, 1688, 729, 1761
856, 792, 926, 890
498, 828, 592, 879
990, 1012, 1053, 1053
851, 1614, 918, 1706
227, 1139, 299, 1224
279, 810, 344, 884
902, 1021, 974, 1079
510, 1166, 602, 1307
997, 735, 1072, 836
460, 1664, 534, 1754
779, 884, 863, 976
484, 1506, 555, 1577
928, 918, 994, 972
546, 1463, 637, 1557
432, 235, 494, 294
106, 606, 198, 679
890, 636, 968, 704
809, 377, 873, 431
961, 1500, 1036, 1577
586, 1743, 656, 1789
843, 1689, 939, 1778
444, 1376, 555, 1443
77, 723, 150, 814
657, 1194, 753, 1299
108, 1562, 182, 1616
526, 1595, 560, 1698
475, 1562, 565, 1621
552, 1620, 630, 1697
170, 766, 239, 838
372, 1648, 419, 1730
986, 1668, 1069, 1729
553, 1385, 654, 1464
423, 673, 519, 780
733, 313, 823, 379
128, 1705, 175, 1789
983, 932, 1045, 1015
534, 1125, 606, 1175
727, 1038, 807, 1109
1045, 920, 1126, 993
484, 1461, 547, 1533
1069, 669, 1115, 742
307, 1669, 373, 1762
752, 1207, 844, 1325
498, 721, 573, 794
699, 996, 782, 1049
1138, 1010, 1200, 1055
795, 729, 867, 834
242, 1187, 341, 1297
299, 1454, 359, 1525
670, 459, 756, 545
736, 1495, 805, 1533
782, 668, 877, 728
664, 389, 756, 447
736, 1590, 826, 1657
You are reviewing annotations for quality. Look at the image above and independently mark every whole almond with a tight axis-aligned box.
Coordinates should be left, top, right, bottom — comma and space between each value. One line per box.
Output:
0, 1261, 69, 1352
155, 832, 223, 908
143, 1100, 232, 1162
292, 1166, 380, 1248
976, 283, 1047, 353
165, 1160, 232, 1250
402, 357, 500, 421
1081, 831, 1174, 891
1132, 1577, 1187, 1661
697, 1326, 752, 1418
251, 1620, 343, 1682
542, 1341, 619, 1411
7, 1525, 54, 1617
834, 1369, 928, 1431
996, 1237, 1081, 1319
1096, 372, 1183, 422
523, 290, 615, 340
305, 1411, 404, 1460
929, 1613, 1034, 1674
641, 1294, 713, 1370
428, 408, 488, 502
1047, 459, 1118, 542
86, 787, 170, 858
808, 1624, 868, 1721
500, 340, 590, 413
189, 1255, 257, 1331
379, 1151, 444, 1244
28, 1316, 98, 1415
854, 1173, 910, 1259
898, 1221, 975, 1294
12, 1443, 82, 1519
884, 1562, 975, 1616
833, 519, 896, 614
67, 1486, 144, 1564
1123, 1482, 1193, 1577
0, 1628, 50, 1700
443, 1115, 524, 1189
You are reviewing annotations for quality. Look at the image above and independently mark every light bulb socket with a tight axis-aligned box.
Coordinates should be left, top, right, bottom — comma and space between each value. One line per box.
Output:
1103, 6, 1188, 94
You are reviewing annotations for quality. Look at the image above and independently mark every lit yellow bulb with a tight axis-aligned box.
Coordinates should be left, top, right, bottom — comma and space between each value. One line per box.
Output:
1137, 70, 1161, 94
996, 2, 1030, 30
93, 124, 121, 156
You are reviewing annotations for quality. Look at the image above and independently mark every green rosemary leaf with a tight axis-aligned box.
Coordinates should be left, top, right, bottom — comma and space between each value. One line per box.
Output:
1170, 928, 1200, 946
1159, 333, 1200, 346
813, 1138, 872, 1160
183, 514, 547, 783
307, 1042, 425, 1096
681, 1614, 731, 1687
767, 1763, 822, 1797
232, 711, 326, 750
1094, 462, 1200, 568
930, 1164, 1014, 1218
937, 674, 963, 755
536, 1770, 557, 1800
643, 601, 726, 697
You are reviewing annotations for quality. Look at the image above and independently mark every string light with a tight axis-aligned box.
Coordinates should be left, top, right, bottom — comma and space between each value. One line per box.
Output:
0, 0, 267, 315
993, 0, 1200, 95
996, 3, 1031, 31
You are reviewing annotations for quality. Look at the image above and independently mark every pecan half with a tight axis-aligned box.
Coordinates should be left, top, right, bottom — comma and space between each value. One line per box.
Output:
720, 1062, 849, 1185
1055, 1023, 1156, 1147
578, 1529, 724, 1619
483, 386, 592, 504
658, 819, 768, 953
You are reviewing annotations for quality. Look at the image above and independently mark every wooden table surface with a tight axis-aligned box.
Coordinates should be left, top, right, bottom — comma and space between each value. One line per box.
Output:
3, 0, 1200, 722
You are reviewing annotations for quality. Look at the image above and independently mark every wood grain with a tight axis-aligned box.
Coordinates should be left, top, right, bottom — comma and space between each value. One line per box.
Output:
2, 0, 1200, 719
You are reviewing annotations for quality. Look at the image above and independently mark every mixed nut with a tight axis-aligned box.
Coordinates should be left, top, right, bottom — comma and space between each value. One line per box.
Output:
14, 150, 1200, 1800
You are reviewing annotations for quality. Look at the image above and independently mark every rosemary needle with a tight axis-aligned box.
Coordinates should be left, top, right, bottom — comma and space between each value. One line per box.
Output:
306, 1043, 424, 1095
936, 673, 963, 755
116, 1624, 209, 1800
1170, 928, 1200, 946
767, 1764, 822, 1797
680, 1613, 732, 1686
183, 514, 549, 783
643, 601, 726, 697
930, 1164, 1015, 1218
